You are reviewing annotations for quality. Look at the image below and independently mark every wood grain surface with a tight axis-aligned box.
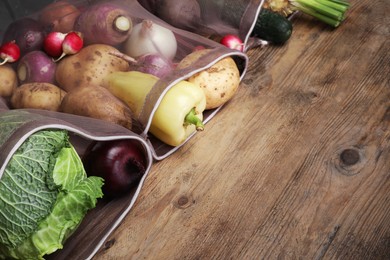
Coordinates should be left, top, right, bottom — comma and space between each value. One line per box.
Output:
93, 0, 389, 259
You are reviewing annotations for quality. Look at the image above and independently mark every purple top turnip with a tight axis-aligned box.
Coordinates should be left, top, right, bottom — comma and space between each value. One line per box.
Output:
2, 18, 45, 56
17, 51, 57, 85
74, 2, 133, 46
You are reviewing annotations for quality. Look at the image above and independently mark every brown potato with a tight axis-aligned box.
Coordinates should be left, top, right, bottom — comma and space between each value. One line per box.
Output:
177, 49, 241, 110
55, 44, 130, 92
0, 64, 18, 98
38, 0, 81, 33
60, 85, 133, 130
11, 82, 66, 111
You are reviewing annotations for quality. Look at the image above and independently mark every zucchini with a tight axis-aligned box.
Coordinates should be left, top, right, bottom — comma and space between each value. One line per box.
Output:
251, 8, 293, 45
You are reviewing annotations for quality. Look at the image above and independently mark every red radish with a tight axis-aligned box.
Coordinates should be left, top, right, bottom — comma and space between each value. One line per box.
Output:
54, 31, 84, 62
43, 32, 66, 58
0, 41, 20, 65
220, 34, 244, 52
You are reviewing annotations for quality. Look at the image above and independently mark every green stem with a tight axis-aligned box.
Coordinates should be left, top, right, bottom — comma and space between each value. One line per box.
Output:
290, 0, 350, 27
184, 108, 204, 131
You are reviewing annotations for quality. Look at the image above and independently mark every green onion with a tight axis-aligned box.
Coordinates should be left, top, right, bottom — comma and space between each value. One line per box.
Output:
289, 0, 350, 27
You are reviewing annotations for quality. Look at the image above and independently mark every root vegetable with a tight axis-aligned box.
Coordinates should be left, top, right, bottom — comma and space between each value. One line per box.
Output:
74, 2, 133, 46
11, 82, 66, 111
156, 0, 201, 30
176, 49, 241, 110
43, 32, 66, 58
0, 64, 18, 98
60, 85, 133, 130
2, 18, 45, 55
55, 44, 130, 92
220, 34, 244, 52
123, 20, 177, 60
0, 41, 20, 65
17, 51, 57, 85
133, 54, 173, 78
83, 139, 147, 199
38, 0, 81, 33
54, 31, 84, 61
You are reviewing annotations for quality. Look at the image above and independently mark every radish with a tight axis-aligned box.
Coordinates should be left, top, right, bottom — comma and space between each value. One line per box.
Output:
53, 31, 84, 62
17, 51, 57, 84
220, 34, 244, 52
0, 41, 20, 65
43, 32, 66, 58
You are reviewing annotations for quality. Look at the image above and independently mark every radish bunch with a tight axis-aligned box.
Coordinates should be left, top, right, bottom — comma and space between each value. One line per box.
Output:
43, 31, 84, 61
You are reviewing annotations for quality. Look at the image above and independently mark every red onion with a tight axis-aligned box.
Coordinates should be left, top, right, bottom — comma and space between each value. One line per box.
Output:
83, 139, 147, 199
132, 54, 173, 78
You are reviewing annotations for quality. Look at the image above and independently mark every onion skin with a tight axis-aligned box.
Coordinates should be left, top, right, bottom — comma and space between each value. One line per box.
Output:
17, 51, 57, 85
2, 18, 45, 56
74, 2, 133, 46
83, 139, 147, 199
123, 20, 177, 61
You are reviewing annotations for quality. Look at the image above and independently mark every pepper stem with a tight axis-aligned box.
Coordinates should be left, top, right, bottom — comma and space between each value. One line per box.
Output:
184, 108, 204, 131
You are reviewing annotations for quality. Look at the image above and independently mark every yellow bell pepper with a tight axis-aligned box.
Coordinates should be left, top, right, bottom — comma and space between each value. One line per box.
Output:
106, 71, 206, 147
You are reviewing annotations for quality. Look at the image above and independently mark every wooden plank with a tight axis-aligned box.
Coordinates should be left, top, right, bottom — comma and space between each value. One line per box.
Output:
92, 0, 389, 259
91, 0, 389, 259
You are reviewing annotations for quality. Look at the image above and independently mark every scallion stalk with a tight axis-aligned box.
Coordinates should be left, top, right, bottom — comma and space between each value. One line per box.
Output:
289, 0, 350, 27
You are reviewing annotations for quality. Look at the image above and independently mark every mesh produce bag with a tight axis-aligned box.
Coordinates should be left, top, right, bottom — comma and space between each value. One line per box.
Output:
0, 97, 153, 260
0, 1, 263, 258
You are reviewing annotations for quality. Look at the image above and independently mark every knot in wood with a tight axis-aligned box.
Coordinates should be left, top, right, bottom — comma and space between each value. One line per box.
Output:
174, 195, 194, 209
340, 148, 360, 166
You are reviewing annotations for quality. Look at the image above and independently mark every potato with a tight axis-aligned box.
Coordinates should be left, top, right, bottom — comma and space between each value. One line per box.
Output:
60, 85, 133, 130
0, 64, 18, 98
55, 44, 130, 92
11, 82, 66, 111
38, 0, 81, 33
177, 49, 241, 110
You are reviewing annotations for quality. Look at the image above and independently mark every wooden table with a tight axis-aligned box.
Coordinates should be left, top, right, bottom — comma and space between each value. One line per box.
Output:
94, 0, 389, 259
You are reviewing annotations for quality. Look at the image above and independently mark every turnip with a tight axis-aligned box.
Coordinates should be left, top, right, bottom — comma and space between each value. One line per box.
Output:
17, 51, 57, 85
74, 2, 133, 46
2, 18, 45, 55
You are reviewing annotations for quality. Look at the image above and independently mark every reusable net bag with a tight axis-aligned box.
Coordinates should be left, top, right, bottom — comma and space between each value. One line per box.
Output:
0, 0, 266, 258
0, 98, 153, 260
138, 0, 267, 50
20, 0, 251, 160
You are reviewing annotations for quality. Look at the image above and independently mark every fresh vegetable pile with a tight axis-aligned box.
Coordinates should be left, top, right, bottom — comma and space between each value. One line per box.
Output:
0, 0, 351, 258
